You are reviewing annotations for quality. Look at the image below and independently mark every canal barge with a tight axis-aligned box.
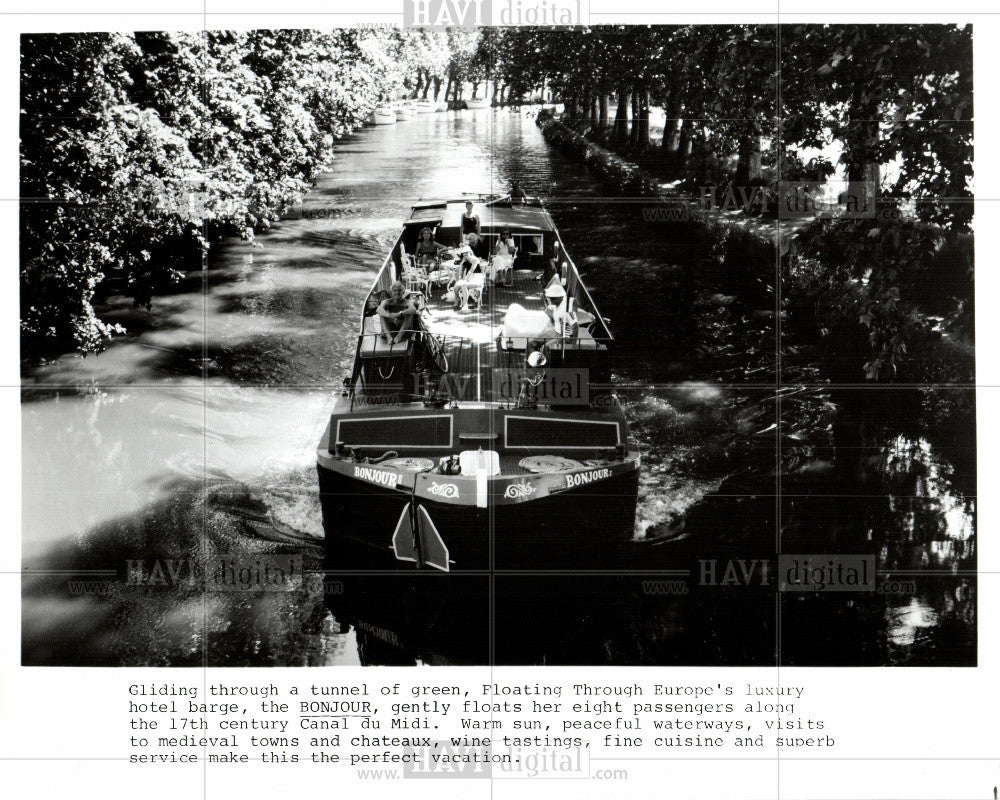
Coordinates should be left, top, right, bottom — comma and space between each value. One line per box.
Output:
317, 195, 641, 571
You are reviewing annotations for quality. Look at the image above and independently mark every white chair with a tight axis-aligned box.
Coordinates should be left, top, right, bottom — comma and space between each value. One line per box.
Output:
465, 272, 486, 306
429, 261, 457, 291
491, 253, 514, 285
458, 272, 486, 310
400, 249, 430, 297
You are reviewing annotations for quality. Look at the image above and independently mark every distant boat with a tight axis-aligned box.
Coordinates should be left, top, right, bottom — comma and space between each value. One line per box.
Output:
415, 100, 436, 113
373, 107, 397, 125
465, 99, 489, 109
435, 101, 448, 112
395, 105, 413, 121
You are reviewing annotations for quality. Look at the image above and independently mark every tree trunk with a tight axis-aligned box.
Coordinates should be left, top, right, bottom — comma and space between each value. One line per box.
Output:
612, 84, 630, 143
443, 75, 453, 103
421, 71, 431, 99
677, 118, 693, 159
597, 92, 609, 128
844, 121, 879, 215
630, 85, 650, 150
734, 132, 763, 189
413, 72, 424, 100
843, 92, 880, 214
628, 90, 640, 146
661, 86, 682, 150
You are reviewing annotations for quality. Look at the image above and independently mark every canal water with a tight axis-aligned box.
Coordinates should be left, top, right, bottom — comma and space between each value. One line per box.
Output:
22, 108, 975, 666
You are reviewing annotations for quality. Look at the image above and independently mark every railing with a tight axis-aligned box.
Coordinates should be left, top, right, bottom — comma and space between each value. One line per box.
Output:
347, 328, 616, 411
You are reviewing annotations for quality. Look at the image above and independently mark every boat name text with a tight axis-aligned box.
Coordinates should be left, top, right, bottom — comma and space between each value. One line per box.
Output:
565, 468, 612, 488
354, 466, 399, 489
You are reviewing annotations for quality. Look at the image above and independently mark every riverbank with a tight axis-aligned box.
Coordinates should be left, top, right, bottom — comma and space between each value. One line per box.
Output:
536, 109, 974, 385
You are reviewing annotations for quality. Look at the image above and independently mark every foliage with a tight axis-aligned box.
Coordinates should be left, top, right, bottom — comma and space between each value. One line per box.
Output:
793, 216, 973, 379
20, 29, 434, 357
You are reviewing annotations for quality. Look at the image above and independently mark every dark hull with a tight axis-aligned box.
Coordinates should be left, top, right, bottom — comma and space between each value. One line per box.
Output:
318, 463, 639, 571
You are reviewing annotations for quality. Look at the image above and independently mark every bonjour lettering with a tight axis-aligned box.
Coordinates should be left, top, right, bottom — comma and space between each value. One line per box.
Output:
354, 466, 399, 489
564, 468, 611, 489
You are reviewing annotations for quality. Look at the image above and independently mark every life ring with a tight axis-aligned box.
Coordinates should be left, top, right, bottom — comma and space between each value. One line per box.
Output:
518, 455, 585, 473
380, 457, 435, 473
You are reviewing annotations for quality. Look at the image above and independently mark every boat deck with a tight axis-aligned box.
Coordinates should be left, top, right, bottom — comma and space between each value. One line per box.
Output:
355, 265, 610, 408
422, 268, 546, 382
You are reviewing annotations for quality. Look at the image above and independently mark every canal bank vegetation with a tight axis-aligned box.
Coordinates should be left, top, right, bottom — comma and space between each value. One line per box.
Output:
21, 24, 973, 385
514, 25, 973, 383
20, 29, 480, 359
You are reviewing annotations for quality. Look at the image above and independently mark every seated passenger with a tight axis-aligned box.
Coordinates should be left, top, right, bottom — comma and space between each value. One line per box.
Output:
491, 228, 517, 284
541, 241, 563, 289
414, 226, 449, 266
376, 281, 418, 344
454, 231, 489, 268
451, 244, 487, 311
542, 281, 574, 336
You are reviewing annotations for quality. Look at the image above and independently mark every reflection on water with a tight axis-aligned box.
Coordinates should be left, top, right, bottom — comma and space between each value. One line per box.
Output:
22, 109, 974, 666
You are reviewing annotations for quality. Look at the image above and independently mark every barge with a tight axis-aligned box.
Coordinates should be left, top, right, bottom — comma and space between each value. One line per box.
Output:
317, 195, 641, 572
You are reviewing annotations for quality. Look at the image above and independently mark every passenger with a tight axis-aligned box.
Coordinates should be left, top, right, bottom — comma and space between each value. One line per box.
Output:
491, 228, 517, 284
542, 241, 563, 289
376, 281, 418, 344
461, 201, 481, 236
414, 226, 449, 266
451, 236, 488, 311
510, 180, 528, 204
456, 231, 490, 267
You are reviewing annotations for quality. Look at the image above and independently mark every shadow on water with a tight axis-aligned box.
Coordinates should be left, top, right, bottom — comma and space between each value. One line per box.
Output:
21, 109, 975, 666
21, 476, 351, 667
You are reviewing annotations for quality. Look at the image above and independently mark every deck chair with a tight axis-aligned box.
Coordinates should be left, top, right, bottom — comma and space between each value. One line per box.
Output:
491, 253, 514, 285
400, 248, 431, 297
462, 272, 486, 309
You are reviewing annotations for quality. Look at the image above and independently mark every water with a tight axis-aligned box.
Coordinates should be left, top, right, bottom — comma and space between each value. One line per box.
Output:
22, 109, 975, 666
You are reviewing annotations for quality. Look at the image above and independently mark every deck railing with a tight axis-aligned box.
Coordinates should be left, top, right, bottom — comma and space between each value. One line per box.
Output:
348, 328, 616, 411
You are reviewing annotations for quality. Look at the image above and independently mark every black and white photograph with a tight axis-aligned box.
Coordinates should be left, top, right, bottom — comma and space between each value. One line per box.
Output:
19, 22, 975, 669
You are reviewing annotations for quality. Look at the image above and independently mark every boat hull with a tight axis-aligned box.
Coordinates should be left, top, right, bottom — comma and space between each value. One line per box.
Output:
318, 459, 639, 571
